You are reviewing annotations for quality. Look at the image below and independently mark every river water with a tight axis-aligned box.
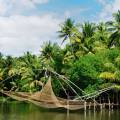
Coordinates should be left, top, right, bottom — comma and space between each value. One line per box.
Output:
0, 102, 119, 120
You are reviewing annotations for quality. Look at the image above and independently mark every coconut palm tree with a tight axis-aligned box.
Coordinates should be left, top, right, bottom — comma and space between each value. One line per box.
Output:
93, 23, 109, 52
107, 10, 120, 47
41, 41, 65, 73
16, 52, 43, 92
80, 22, 96, 53
58, 18, 80, 60
0, 56, 16, 90
58, 18, 77, 44
96, 23, 109, 44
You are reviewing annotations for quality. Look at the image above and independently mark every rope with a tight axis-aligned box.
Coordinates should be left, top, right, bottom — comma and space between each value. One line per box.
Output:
75, 85, 115, 100
49, 69, 83, 100
85, 85, 115, 100
32, 68, 84, 100
1, 68, 115, 104
55, 75, 69, 98
49, 69, 85, 94
0, 74, 17, 83
42, 68, 100, 103
56, 76, 83, 100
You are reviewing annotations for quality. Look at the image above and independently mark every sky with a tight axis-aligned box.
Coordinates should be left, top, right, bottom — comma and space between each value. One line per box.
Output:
0, 0, 119, 56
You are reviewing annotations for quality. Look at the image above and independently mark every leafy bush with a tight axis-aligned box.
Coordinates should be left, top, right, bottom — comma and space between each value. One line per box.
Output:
68, 54, 104, 90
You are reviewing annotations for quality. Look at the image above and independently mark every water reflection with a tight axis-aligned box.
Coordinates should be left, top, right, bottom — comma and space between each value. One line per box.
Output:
0, 102, 119, 120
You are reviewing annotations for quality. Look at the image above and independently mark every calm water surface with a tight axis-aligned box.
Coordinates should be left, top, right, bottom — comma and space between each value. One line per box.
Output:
0, 102, 119, 120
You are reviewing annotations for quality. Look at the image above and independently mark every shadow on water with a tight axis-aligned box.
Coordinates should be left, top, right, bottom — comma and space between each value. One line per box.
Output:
0, 102, 120, 120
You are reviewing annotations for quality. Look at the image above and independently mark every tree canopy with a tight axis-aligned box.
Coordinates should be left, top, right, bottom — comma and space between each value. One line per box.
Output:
1, 11, 120, 98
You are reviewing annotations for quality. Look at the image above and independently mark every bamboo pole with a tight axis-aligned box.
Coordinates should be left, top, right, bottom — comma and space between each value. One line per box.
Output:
67, 93, 69, 119
111, 103, 113, 109
108, 97, 111, 110
100, 104, 103, 111
99, 97, 103, 110
102, 97, 105, 109
88, 102, 91, 110
94, 98, 96, 111
84, 101, 87, 111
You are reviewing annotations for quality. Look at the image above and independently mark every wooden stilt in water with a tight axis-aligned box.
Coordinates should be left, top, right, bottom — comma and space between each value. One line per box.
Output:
111, 103, 113, 109
102, 103, 105, 109
88, 102, 91, 110
102, 97, 105, 109
67, 95, 69, 119
100, 104, 103, 111
94, 98, 96, 111
99, 97, 103, 111
84, 100, 87, 111
84, 110, 87, 120
108, 97, 111, 110
108, 110, 111, 119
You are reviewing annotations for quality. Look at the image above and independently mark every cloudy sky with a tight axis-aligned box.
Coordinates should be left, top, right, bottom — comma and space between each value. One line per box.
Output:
0, 0, 119, 56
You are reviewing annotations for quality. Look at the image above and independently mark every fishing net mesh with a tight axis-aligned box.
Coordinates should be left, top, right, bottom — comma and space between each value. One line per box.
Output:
1, 77, 92, 110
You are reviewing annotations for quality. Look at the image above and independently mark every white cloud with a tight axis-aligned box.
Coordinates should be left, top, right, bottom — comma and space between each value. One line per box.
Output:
97, 0, 107, 5
32, 0, 49, 4
0, 0, 49, 15
98, 0, 120, 21
0, 0, 10, 15
0, 14, 62, 56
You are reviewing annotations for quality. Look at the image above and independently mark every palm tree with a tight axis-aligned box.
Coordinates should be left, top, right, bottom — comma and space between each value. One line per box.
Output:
81, 22, 96, 53
96, 23, 109, 44
0, 56, 15, 90
82, 22, 95, 38
17, 52, 43, 92
41, 41, 65, 72
41, 41, 56, 66
58, 18, 77, 44
58, 18, 80, 59
93, 23, 109, 52
107, 10, 120, 47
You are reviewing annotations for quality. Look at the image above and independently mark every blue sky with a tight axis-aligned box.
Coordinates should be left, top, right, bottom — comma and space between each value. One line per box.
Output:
22, 0, 103, 21
39, 0, 101, 18
0, 0, 119, 56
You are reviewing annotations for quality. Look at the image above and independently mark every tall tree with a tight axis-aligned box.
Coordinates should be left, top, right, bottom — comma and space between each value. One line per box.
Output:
58, 18, 77, 44
58, 18, 80, 59
93, 22, 109, 52
81, 22, 96, 53
107, 10, 120, 47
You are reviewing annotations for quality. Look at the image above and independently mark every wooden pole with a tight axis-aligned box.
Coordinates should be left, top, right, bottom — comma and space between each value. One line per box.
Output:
88, 102, 91, 110
94, 98, 96, 111
102, 97, 105, 109
100, 104, 103, 111
111, 103, 113, 109
99, 97, 103, 111
84, 100, 87, 111
67, 93, 69, 119
108, 97, 111, 110
103, 103, 105, 109
84, 110, 87, 120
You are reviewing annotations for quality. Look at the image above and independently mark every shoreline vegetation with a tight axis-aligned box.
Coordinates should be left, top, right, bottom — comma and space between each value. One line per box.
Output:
0, 11, 120, 108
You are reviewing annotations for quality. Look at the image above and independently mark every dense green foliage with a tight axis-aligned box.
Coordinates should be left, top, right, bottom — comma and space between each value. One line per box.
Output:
1, 11, 120, 98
